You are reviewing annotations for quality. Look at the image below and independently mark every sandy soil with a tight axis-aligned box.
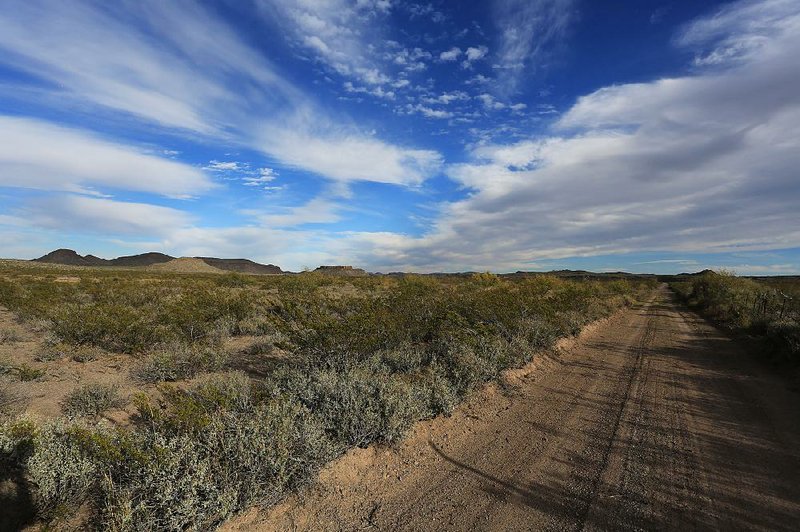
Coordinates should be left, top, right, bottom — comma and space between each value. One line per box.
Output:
0, 308, 271, 423
224, 286, 800, 531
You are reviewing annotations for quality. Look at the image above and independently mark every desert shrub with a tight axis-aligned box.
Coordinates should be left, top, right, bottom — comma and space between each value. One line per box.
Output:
436, 343, 496, 397
244, 338, 276, 356
764, 321, 800, 364
0, 327, 22, 344
0, 417, 37, 458
2, 396, 335, 530
62, 384, 125, 418
216, 272, 253, 288
270, 362, 421, 448
102, 395, 335, 530
672, 271, 800, 365
519, 316, 560, 350
50, 302, 161, 353
14, 364, 45, 382
25, 317, 53, 333
380, 343, 426, 373
36, 339, 105, 364
407, 367, 460, 418
0, 355, 12, 375
35, 342, 69, 362
133, 344, 228, 383
25, 421, 99, 517
235, 314, 279, 336
162, 288, 256, 343
190, 372, 255, 413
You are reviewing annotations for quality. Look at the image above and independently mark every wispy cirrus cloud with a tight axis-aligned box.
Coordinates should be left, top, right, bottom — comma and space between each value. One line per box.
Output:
257, 0, 394, 85
676, 0, 797, 66
0, 0, 301, 136
492, 0, 577, 95
0, 0, 441, 192
21, 195, 194, 236
0, 116, 214, 198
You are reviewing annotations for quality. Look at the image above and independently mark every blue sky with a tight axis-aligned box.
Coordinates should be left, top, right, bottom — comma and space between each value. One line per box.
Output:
1, 0, 799, 274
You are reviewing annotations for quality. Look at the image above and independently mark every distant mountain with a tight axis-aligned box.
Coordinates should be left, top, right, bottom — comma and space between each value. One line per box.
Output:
108, 252, 174, 267
84, 254, 110, 266
198, 257, 283, 275
313, 265, 368, 276
34, 249, 175, 267
32, 249, 283, 275
34, 249, 97, 266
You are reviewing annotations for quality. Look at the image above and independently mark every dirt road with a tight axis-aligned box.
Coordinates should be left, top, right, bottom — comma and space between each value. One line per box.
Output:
226, 286, 800, 531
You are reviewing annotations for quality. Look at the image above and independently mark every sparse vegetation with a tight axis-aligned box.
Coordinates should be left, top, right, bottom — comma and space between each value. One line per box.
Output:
671, 271, 800, 365
1, 355, 43, 382
0, 261, 654, 529
62, 384, 126, 418
133, 343, 229, 383
0, 327, 22, 344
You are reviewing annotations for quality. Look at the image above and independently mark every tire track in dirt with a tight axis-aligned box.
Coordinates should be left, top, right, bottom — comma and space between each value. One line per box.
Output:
575, 305, 656, 530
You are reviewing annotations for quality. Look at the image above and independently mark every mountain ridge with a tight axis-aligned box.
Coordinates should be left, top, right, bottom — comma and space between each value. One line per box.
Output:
33, 249, 284, 274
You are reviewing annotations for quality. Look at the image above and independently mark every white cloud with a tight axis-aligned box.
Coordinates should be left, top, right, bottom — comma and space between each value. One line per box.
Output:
466, 74, 491, 85
390, 47, 432, 73
260, 197, 343, 227
261, 123, 442, 185
635, 259, 699, 265
243, 168, 279, 186
711, 264, 799, 275
338, 0, 800, 272
23, 195, 193, 236
204, 161, 244, 172
461, 45, 489, 68
439, 47, 462, 61
260, 0, 393, 86
422, 91, 470, 105
676, 0, 795, 66
465, 45, 489, 61
405, 104, 455, 119
344, 81, 396, 99
0, 116, 214, 198
477, 93, 506, 110
493, 0, 576, 94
